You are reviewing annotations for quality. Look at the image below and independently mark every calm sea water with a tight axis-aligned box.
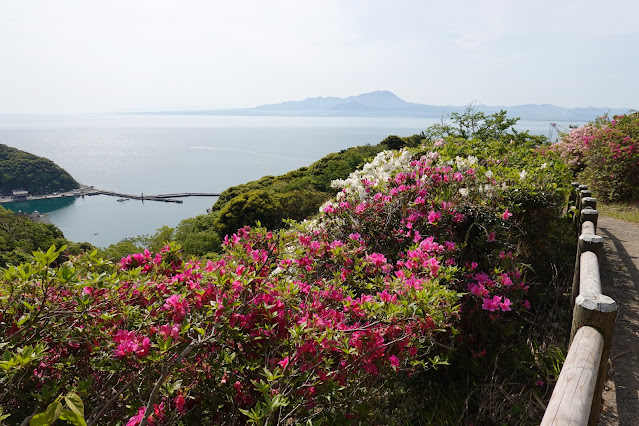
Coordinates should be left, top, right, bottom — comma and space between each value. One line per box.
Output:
0, 114, 583, 247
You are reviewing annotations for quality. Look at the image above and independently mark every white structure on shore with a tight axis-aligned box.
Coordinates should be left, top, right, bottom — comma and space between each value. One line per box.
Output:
12, 190, 28, 199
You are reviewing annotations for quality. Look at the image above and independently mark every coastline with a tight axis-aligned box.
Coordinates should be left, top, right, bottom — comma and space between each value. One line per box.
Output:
0, 185, 100, 205
0, 186, 222, 206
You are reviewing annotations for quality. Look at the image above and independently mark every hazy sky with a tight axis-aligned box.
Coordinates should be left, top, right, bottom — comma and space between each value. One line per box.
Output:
2, 0, 638, 114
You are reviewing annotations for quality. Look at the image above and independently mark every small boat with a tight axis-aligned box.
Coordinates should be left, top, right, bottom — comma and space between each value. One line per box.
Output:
117, 198, 129, 202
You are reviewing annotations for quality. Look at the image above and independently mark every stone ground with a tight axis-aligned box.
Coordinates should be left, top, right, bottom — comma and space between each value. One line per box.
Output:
596, 216, 639, 425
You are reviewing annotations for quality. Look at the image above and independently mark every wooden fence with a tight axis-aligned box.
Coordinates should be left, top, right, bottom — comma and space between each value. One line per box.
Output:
540, 183, 617, 426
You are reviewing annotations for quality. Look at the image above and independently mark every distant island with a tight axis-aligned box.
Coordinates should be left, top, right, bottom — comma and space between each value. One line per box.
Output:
129, 90, 633, 121
0, 144, 79, 196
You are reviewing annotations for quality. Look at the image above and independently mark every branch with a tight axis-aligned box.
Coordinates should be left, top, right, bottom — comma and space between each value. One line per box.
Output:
87, 370, 144, 426
139, 334, 215, 426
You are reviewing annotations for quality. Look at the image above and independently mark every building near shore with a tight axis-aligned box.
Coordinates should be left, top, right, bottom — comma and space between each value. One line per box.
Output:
12, 190, 28, 199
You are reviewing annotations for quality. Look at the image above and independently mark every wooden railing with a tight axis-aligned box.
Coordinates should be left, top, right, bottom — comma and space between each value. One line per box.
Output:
540, 183, 618, 426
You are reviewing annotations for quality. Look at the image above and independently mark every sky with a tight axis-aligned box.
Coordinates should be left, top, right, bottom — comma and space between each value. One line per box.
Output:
1, 0, 638, 114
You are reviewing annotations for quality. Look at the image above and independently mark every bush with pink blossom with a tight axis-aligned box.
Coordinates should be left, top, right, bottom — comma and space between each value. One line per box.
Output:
552, 112, 639, 201
0, 131, 573, 424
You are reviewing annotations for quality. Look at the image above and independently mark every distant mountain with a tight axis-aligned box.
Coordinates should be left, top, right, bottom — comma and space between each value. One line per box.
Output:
136, 90, 633, 122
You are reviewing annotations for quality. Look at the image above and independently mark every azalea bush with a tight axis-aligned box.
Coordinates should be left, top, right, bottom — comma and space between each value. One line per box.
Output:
552, 112, 639, 201
1, 239, 459, 424
0, 129, 574, 424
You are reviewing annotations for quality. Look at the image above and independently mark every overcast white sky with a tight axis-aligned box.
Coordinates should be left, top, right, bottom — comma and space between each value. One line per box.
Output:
1, 0, 637, 114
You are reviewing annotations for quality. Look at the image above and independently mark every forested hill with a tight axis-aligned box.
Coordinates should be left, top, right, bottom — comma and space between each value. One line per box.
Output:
0, 144, 79, 195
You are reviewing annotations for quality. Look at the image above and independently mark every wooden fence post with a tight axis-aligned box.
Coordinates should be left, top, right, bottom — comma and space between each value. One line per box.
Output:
569, 294, 618, 426
573, 188, 591, 228
581, 220, 596, 236
571, 235, 604, 308
579, 251, 602, 295
568, 182, 581, 207
581, 209, 599, 233
581, 197, 597, 211
541, 326, 604, 426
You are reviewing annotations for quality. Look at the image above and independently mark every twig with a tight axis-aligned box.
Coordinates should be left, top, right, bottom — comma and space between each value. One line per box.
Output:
87, 370, 144, 426
139, 334, 214, 426
611, 350, 629, 363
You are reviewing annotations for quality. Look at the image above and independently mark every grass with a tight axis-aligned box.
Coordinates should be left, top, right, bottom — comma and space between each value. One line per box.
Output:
598, 201, 639, 223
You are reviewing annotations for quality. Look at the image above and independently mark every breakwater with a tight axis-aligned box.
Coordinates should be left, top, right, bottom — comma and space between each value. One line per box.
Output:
98, 190, 220, 203
0, 187, 220, 205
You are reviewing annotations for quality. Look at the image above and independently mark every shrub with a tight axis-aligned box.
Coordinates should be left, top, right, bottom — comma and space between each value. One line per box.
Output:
0, 132, 573, 424
553, 112, 639, 201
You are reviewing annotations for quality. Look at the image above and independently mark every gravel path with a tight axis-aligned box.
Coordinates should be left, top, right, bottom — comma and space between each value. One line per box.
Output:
596, 216, 639, 425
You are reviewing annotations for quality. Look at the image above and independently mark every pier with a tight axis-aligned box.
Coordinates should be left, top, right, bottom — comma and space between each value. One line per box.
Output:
0, 186, 220, 205
96, 190, 221, 203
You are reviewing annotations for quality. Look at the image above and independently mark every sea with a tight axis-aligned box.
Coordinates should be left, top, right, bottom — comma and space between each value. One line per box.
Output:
0, 114, 583, 247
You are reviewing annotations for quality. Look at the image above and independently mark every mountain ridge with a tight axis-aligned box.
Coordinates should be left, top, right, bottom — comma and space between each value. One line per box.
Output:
135, 90, 634, 121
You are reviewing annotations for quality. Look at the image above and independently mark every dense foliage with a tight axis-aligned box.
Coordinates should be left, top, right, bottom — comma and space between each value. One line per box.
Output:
1, 110, 575, 425
0, 144, 79, 195
0, 206, 89, 267
552, 111, 639, 201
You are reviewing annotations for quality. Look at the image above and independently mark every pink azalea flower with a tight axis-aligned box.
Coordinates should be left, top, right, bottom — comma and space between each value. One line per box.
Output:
163, 294, 189, 322
389, 355, 400, 367
482, 296, 502, 312
174, 394, 186, 414
452, 212, 466, 224
500, 274, 513, 287
159, 323, 180, 340
502, 208, 513, 220
126, 406, 147, 426
278, 356, 290, 369
500, 297, 512, 312
427, 210, 442, 224
366, 252, 387, 267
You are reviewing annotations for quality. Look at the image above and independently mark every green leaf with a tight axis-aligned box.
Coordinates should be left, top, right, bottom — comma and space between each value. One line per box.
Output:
59, 409, 87, 426
63, 392, 84, 417
30, 400, 63, 426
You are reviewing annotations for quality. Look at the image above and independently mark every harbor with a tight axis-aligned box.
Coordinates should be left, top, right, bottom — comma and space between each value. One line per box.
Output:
0, 186, 221, 205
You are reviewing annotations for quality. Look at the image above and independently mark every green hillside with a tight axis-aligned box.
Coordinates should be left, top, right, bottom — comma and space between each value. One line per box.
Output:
0, 144, 79, 195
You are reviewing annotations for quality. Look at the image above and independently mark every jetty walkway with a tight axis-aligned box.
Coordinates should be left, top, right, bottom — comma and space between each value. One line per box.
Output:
98, 190, 220, 203
0, 186, 220, 205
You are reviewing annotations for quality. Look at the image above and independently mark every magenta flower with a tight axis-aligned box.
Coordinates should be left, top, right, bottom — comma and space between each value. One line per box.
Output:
158, 323, 180, 340
163, 294, 190, 322
278, 356, 290, 369
322, 204, 335, 213
502, 208, 513, 220
482, 296, 502, 312
174, 394, 186, 414
427, 210, 442, 224
113, 330, 151, 358
389, 355, 400, 368
500, 297, 512, 312
366, 252, 387, 267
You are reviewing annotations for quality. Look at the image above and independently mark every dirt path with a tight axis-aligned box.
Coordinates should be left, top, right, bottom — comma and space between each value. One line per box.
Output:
596, 216, 639, 425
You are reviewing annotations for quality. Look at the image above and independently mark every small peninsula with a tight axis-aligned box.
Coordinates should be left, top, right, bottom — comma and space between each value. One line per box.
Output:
0, 144, 79, 196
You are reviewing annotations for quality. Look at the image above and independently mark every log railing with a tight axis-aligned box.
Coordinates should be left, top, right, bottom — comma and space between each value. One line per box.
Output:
540, 183, 618, 426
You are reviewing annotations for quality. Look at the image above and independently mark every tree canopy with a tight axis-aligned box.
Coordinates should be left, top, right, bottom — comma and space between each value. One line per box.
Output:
0, 144, 79, 195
